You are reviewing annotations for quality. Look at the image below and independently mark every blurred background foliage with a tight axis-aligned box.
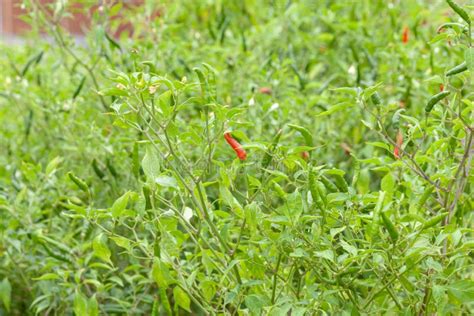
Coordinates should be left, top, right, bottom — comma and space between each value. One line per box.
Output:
0, 0, 473, 315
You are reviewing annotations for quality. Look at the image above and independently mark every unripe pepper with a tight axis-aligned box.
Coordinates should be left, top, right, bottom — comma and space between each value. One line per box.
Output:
446, 62, 467, 77
320, 175, 337, 193
67, 172, 89, 192
425, 91, 450, 112
381, 212, 399, 242
333, 174, 349, 192
261, 129, 282, 168
371, 92, 382, 105
224, 132, 247, 161
309, 169, 325, 210
422, 212, 449, 230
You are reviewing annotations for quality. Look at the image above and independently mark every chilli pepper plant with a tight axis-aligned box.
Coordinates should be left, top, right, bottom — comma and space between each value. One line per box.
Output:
0, 0, 473, 315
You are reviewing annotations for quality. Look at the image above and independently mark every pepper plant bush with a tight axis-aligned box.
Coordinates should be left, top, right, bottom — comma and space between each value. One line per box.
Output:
0, 0, 473, 315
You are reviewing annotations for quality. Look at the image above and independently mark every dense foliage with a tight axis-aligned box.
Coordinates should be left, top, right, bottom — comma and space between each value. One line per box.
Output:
0, 0, 473, 314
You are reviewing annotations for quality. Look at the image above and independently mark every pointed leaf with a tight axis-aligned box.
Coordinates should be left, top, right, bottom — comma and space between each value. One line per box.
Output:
0, 278, 11, 312
92, 234, 112, 265
111, 191, 130, 218
173, 287, 191, 312
142, 146, 160, 183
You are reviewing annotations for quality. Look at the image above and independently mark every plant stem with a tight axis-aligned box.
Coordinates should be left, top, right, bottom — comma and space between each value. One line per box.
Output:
271, 254, 282, 304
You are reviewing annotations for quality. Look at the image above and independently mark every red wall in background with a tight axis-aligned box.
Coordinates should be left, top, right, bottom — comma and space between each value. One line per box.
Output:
1, 0, 30, 35
1, 0, 90, 36
0, 0, 145, 37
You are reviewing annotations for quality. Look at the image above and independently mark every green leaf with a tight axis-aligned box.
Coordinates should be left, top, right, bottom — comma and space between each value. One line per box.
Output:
245, 202, 259, 233
0, 278, 11, 312
155, 175, 177, 188
283, 190, 303, 221
45, 156, 63, 176
399, 275, 415, 293
183, 206, 194, 223
381, 172, 395, 194
465, 47, 474, 80
290, 248, 307, 258
288, 124, 313, 146
105, 32, 122, 51
157, 90, 174, 115
152, 259, 174, 288
173, 286, 191, 312
432, 285, 448, 310
314, 249, 334, 262
110, 236, 131, 251
109, 2, 123, 16
98, 87, 129, 97
446, 280, 474, 303
245, 294, 266, 313
330, 87, 358, 95
111, 191, 130, 217
92, 234, 112, 265
429, 32, 449, 44
366, 141, 390, 151
21, 51, 44, 77
87, 295, 99, 316
32, 273, 60, 281
73, 290, 88, 316
315, 102, 353, 117
201, 280, 216, 301
340, 239, 358, 256
142, 146, 160, 183
219, 185, 242, 210
72, 76, 87, 100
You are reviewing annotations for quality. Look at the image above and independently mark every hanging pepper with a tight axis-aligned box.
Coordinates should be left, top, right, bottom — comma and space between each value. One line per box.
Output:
394, 130, 403, 159
341, 142, 352, 156
224, 132, 247, 161
301, 151, 310, 160
259, 87, 272, 95
402, 26, 409, 44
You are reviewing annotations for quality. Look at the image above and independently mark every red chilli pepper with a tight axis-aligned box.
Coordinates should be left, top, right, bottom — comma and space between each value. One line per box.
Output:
301, 151, 310, 160
341, 142, 352, 156
394, 130, 403, 159
224, 132, 247, 161
402, 26, 409, 44
259, 87, 272, 95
